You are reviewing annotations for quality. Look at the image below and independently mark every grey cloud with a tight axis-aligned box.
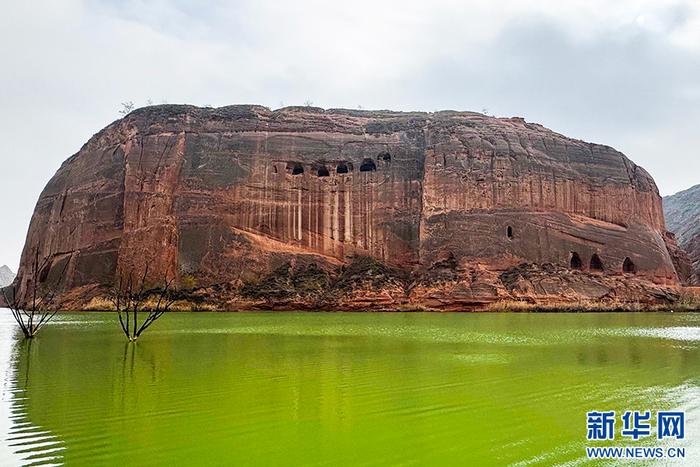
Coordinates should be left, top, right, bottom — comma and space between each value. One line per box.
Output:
403, 13, 700, 194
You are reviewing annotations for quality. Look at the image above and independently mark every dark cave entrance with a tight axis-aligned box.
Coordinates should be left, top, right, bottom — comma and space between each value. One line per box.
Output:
291, 163, 304, 175
623, 257, 636, 274
359, 158, 377, 172
570, 252, 582, 270
506, 226, 513, 240
336, 163, 349, 174
317, 166, 330, 177
590, 254, 604, 272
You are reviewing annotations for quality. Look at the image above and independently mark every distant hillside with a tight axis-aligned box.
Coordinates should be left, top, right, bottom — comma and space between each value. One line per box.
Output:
0, 265, 15, 288
664, 184, 700, 285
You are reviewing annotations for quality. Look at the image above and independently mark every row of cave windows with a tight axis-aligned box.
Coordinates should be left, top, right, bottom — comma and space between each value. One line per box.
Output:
506, 226, 637, 274
568, 252, 637, 274
278, 152, 392, 177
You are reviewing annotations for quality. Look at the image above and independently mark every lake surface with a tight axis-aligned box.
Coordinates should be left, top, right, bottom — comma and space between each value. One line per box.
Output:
0, 311, 698, 466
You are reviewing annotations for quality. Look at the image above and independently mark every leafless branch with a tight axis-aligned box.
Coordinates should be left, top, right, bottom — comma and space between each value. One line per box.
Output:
4, 249, 68, 338
109, 266, 175, 342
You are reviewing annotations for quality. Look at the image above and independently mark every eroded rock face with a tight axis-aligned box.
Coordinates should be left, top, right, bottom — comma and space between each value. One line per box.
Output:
14, 105, 682, 310
664, 184, 700, 285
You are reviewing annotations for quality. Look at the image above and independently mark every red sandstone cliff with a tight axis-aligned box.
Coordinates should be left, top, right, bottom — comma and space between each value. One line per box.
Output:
11, 105, 684, 310
664, 184, 700, 285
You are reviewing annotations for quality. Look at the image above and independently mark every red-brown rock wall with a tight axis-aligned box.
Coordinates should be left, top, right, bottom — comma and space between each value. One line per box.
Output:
11, 105, 681, 309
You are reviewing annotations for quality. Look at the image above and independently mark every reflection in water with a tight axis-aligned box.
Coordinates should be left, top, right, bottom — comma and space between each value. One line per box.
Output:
0, 317, 64, 465
0, 311, 697, 465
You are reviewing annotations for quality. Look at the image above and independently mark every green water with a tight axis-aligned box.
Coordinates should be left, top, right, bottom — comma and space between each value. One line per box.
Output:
0, 311, 698, 466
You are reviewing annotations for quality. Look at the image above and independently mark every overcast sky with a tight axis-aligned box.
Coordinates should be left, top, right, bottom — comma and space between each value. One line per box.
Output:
1, 0, 699, 271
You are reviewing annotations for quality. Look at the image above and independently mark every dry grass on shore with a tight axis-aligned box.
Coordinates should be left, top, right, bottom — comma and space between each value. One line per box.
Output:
83, 297, 219, 312
78, 290, 700, 313
486, 295, 700, 313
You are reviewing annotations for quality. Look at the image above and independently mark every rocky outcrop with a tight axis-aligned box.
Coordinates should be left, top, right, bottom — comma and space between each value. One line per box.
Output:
664, 184, 700, 285
15, 105, 683, 310
0, 265, 15, 288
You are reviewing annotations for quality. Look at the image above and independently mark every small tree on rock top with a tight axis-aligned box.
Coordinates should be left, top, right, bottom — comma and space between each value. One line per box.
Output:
119, 101, 135, 116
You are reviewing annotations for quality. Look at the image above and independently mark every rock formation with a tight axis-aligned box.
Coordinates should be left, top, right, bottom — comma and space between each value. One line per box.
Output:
0, 265, 15, 288
12, 105, 685, 310
664, 184, 700, 285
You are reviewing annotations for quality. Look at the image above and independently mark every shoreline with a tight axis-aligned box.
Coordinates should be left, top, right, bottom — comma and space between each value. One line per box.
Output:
6, 306, 699, 314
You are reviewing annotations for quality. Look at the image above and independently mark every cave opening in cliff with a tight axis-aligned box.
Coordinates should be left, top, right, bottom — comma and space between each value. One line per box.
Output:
380, 152, 391, 162
317, 166, 330, 177
360, 158, 377, 172
506, 226, 513, 239
590, 254, 604, 272
336, 163, 349, 174
570, 252, 582, 270
623, 257, 636, 274
291, 163, 304, 175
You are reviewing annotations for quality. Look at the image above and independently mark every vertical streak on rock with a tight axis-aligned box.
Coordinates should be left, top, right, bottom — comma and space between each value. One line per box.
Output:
366, 174, 370, 252
320, 182, 325, 251
297, 185, 303, 242
317, 182, 322, 251
337, 187, 344, 257
345, 187, 352, 246
331, 187, 342, 244
367, 173, 372, 250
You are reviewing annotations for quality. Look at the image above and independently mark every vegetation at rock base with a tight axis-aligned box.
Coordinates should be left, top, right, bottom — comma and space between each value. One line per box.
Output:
412, 253, 460, 286
240, 263, 330, 301
333, 255, 405, 291
77, 258, 700, 313
674, 289, 700, 311
240, 256, 406, 305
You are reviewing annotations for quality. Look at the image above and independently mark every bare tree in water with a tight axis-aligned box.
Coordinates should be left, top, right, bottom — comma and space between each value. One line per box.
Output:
109, 265, 176, 342
1, 250, 68, 339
